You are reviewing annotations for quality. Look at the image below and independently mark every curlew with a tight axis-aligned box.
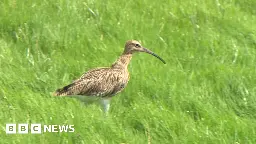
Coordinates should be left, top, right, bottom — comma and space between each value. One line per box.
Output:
53, 40, 166, 114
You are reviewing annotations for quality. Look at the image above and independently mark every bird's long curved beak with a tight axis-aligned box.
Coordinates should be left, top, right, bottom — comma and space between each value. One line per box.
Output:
142, 47, 166, 64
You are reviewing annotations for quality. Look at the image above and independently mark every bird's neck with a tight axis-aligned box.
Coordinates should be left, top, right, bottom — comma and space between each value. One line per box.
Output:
111, 53, 132, 69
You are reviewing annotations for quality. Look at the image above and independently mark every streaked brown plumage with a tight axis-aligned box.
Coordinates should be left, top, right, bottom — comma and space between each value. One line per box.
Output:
53, 40, 166, 113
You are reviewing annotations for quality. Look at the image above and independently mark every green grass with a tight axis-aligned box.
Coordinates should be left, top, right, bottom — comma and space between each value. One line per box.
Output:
1, 0, 256, 143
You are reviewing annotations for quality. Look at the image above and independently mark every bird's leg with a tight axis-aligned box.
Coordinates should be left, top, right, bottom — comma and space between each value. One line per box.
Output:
101, 98, 111, 115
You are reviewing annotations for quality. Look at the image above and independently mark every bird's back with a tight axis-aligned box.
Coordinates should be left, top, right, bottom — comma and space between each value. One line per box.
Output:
54, 67, 129, 97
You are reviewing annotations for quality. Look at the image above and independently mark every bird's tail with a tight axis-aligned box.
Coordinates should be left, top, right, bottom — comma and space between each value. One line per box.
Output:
53, 83, 75, 96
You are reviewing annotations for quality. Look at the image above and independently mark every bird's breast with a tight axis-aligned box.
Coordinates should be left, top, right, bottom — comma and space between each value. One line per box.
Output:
123, 69, 130, 83
115, 70, 129, 90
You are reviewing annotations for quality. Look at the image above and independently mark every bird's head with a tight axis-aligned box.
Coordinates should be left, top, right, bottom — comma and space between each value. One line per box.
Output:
123, 40, 166, 64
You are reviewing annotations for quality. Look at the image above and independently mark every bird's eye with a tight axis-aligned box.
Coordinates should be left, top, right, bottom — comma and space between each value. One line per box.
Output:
135, 44, 140, 47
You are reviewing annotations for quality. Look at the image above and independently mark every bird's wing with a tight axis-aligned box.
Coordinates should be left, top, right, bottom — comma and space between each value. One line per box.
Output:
78, 67, 107, 80
78, 68, 125, 96
54, 68, 125, 97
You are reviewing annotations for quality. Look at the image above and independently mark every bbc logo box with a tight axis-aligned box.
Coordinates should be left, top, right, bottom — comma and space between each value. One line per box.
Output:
6, 123, 75, 134
6, 123, 41, 134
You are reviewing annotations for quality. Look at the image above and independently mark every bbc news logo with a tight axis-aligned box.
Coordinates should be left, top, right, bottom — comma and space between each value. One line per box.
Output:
6, 124, 75, 134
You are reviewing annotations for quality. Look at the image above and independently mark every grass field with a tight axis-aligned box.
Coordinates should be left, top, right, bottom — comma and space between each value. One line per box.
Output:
1, 0, 256, 143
